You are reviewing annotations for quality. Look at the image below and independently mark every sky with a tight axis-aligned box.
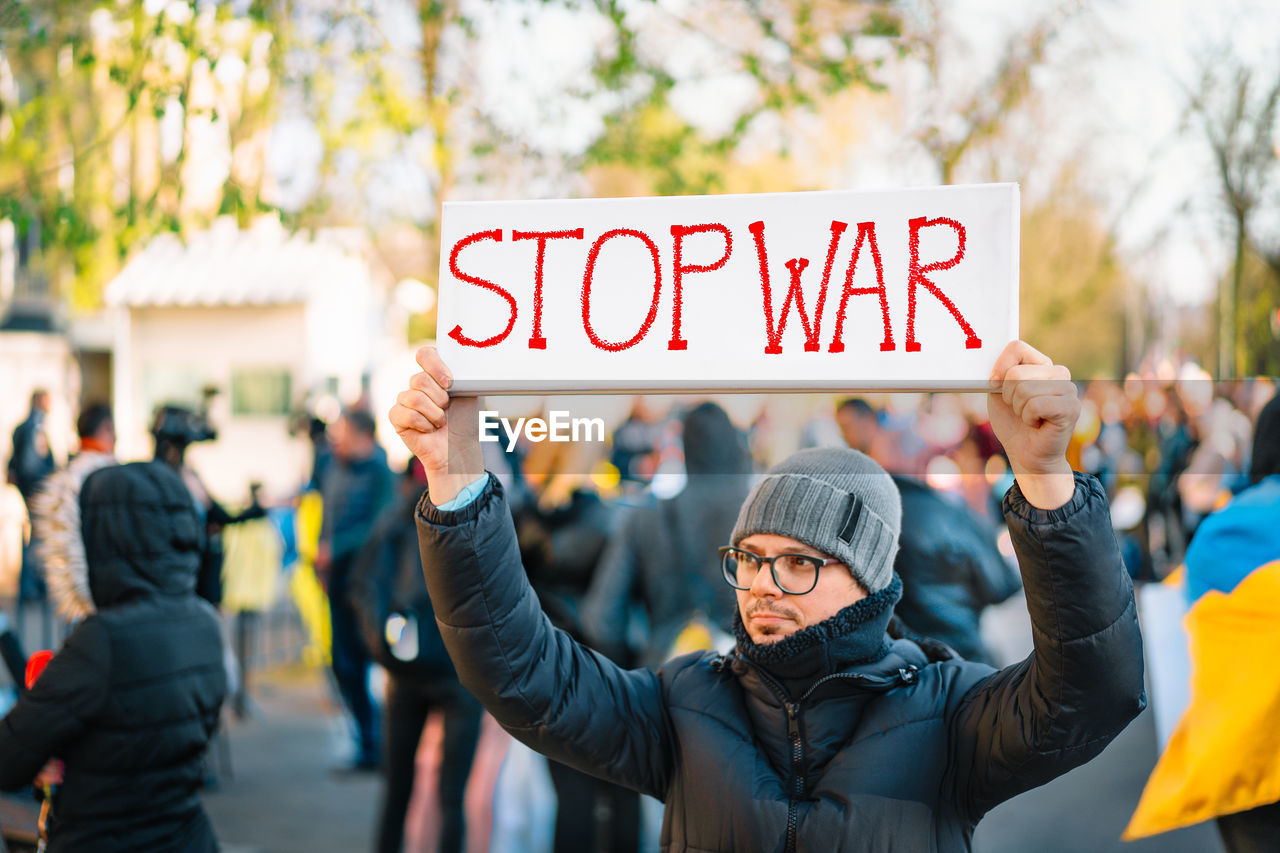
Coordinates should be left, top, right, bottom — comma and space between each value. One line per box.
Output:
1073, 0, 1279, 306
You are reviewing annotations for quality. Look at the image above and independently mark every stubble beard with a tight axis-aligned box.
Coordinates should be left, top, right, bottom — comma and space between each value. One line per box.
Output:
744, 601, 800, 643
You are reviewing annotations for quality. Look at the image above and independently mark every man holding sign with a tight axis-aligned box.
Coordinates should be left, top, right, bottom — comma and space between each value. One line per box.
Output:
390, 338, 1144, 851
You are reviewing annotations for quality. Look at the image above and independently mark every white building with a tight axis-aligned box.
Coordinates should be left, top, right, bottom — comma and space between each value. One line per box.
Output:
106, 215, 393, 503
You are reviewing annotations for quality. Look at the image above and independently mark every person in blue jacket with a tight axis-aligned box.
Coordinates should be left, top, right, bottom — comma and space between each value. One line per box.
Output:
1182, 393, 1280, 851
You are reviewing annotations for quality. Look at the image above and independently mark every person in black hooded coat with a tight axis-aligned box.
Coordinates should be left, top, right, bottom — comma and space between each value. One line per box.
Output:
583, 401, 752, 668
0, 461, 227, 853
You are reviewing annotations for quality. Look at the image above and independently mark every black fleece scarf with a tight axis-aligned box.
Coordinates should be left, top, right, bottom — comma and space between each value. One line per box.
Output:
732, 573, 903, 699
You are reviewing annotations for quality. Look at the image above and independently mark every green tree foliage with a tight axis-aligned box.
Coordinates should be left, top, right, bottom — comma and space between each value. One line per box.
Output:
1183, 46, 1280, 378
904, 0, 1082, 185
1019, 176, 1132, 379
0, 0, 910, 318
1233, 248, 1280, 376
581, 0, 905, 194
287, 0, 906, 208
0, 0, 280, 311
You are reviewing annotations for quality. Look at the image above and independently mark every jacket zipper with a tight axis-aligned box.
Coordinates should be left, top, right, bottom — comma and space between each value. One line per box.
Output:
736, 660, 807, 853
798, 665, 919, 704
736, 658, 920, 853
784, 701, 802, 853
734, 660, 805, 853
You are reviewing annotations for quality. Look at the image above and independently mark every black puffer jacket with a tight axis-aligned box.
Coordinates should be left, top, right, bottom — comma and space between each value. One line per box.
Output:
417, 472, 1145, 852
891, 474, 1021, 664
0, 461, 227, 853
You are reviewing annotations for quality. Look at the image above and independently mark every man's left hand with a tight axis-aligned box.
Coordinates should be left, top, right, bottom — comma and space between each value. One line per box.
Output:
988, 340, 1080, 510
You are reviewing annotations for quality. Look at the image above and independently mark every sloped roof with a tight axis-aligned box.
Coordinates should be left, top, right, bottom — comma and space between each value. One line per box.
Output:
106, 216, 372, 308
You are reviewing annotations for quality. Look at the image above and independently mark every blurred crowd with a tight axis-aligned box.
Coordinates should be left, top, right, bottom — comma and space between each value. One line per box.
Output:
0, 357, 1276, 851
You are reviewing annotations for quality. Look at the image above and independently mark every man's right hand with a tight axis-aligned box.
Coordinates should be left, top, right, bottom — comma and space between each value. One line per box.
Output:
388, 345, 483, 505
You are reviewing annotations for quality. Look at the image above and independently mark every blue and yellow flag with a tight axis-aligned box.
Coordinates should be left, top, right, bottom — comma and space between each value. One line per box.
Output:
1125, 559, 1280, 838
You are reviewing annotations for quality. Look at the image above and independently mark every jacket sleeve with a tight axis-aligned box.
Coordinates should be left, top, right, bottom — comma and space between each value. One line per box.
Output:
416, 475, 676, 800
0, 618, 111, 791
947, 472, 1146, 820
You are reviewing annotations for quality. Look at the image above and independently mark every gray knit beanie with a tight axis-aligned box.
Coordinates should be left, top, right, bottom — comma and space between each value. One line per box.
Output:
731, 447, 901, 594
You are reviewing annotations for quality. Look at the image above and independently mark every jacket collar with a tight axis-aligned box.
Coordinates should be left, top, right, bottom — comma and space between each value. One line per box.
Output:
730, 574, 906, 700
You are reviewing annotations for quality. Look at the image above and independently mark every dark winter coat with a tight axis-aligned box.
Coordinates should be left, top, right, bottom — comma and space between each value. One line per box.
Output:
891, 475, 1022, 665
418, 470, 1145, 851
7, 409, 56, 500
516, 488, 619, 641
320, 448, 394, 565
0, 461, 227, 853
350, 493, 459, 682
582, 476, 750, 666
583, 402, 752, 665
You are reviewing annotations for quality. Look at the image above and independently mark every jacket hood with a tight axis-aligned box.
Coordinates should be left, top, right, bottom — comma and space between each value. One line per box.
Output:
79, 461, 203, 607
682, 402, 751, 476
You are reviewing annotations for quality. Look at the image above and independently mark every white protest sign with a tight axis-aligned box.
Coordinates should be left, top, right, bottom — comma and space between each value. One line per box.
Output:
437, 183, 1018, 393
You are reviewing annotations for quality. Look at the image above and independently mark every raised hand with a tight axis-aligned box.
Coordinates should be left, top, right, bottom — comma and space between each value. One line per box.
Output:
987, 340, 1080, 509
388, 345, 483, 504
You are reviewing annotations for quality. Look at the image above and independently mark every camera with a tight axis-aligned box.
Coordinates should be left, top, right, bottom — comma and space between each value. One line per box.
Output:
151, 405, 218, 449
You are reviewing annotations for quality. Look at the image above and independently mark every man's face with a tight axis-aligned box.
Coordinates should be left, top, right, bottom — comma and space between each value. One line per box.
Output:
836, 409, 875, 453
94, 419, 117, 452
33, 392, 51, 414
329, 417, 354, 460
735, 533, 867, 644
331, 417, 373, 461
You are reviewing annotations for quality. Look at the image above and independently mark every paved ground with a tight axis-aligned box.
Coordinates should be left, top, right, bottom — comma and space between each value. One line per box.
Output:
972, 593, 1221, 853
973, 706, 1220, 852
203, 664, 381, 853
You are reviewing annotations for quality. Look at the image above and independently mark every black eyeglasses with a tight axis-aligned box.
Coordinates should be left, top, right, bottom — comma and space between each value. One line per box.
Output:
719, 546, 841, 595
